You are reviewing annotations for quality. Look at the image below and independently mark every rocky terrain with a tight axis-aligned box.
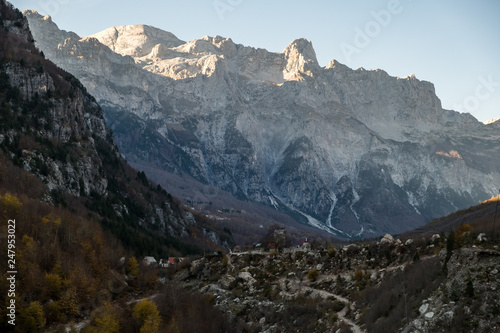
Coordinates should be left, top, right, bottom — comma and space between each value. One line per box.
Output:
0, 1, 231, 257
3, 2, 499, 332
24, 11, 500, 238
404, 246, 500, 332
174, 227, 500, 332
0, 2, 237, 331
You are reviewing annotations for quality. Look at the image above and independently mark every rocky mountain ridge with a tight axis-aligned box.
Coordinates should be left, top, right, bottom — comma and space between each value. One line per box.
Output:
0, 2, 231, 257
1, 4, 110, 198
24, 11, 500, 237
6, 3, 500, 332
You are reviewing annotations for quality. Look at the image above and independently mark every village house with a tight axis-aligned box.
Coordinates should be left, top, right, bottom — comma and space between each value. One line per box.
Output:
158, 259, 169, 268
142, 256, 157, 266
162, 257, 188, 267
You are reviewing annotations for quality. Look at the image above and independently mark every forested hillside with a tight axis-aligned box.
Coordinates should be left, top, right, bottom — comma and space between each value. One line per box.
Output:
0, 0, 232, 259
0, 1, 236, 331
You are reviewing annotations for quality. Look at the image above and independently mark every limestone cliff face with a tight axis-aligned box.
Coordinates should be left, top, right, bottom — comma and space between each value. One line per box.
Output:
1, 6, 110, 197
4, 61, 110, 196
1, 2, 227, 246
25, 10, 500, 237
90, 24, 183, 58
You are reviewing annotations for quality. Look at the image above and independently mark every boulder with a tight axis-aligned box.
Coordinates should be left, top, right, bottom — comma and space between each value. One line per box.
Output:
380, 234, 394, 244
431, 234, 441, 243
220, 274, 237, 290
108, 270, 128, 295
477, 233, 487, 242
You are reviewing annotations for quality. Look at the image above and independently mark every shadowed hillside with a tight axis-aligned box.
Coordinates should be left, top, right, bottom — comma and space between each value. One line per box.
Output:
405, 195, 500, 240
0, 1, 239, 331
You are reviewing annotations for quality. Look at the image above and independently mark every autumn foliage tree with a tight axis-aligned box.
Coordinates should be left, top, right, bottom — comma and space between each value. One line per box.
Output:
133, 299, 161, 333
127, 256, 139, 278
0, 190, 125, 329
18, 301, 46, 333
88, 302, 121, 333
0, 192, 22, 219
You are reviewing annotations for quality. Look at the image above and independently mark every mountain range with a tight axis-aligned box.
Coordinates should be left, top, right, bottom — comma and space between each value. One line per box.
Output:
0, 1, 233, 258
2, 2, 500, 332
24, 11, 500, 238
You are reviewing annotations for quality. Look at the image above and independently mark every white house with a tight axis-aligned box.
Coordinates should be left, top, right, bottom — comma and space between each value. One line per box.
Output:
142, 256, 157, 266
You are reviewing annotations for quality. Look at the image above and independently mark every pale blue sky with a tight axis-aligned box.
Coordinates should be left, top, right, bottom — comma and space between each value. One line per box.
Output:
11, 0, 500, 122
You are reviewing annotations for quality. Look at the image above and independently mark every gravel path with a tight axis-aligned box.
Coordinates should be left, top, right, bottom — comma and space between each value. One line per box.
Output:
301, 285, 364, 333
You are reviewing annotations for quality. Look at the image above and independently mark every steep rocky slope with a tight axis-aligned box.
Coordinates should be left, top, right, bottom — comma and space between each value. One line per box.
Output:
173, 196, 500, 332
175, 231, 499, 332
24, 11, 500, 238
0, 1, 231, 257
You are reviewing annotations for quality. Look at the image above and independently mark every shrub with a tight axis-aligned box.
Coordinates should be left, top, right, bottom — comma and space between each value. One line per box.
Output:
353, 269, 368, 290
307, 268, 319, 282
221, 255, 229, 267
133, 299, 161, 333
465, 277, 474, 298
327, 246, 337, 258
0, 192, 22, 218
331, 300, 345, 312
58, 287, 79, 317
19, 301, 46, 332
327, 311, 338, 324
91, 302, 120, 333
44, 300, 61, 324
44, 272, 63, 299
127, 256, 139, 278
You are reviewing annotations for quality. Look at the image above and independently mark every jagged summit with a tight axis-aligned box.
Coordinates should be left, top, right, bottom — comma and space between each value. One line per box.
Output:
283, 38, 319, 79
200, 35, 238, 58
90, 24, 184, 57
24, 10, 500, 238
22, 9, 79, 52
23, 9, 51, 23
484, 116, 500, 125
325, 59, 351, 72
283, 38, 318, 61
